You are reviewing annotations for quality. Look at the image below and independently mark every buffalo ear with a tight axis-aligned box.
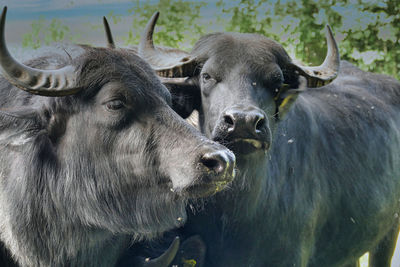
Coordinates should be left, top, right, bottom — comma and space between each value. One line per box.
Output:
0, 107, 66, 146
275, 76, 307, 120
0, 108, 44, 147
275, 91, 300, 119
44, 111, 67, 144
164, 80, 201, 119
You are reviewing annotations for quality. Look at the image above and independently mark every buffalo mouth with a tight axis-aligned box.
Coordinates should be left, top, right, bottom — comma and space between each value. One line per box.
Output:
168, 149, 236, 199
182, 171, 235, 198
215, 137, 270, 155
184, 179, 233, 198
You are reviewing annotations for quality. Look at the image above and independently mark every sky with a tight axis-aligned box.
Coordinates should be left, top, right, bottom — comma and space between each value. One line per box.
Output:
2, 0, 223, 46
3, 0, 144, 46
3, 0, 133, 20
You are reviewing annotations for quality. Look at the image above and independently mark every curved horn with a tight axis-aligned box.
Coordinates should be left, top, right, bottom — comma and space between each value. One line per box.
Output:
138, 12, 196, 78
103, 16, 115, 49
137, 237, 180, 267
139, 11, 158, 55
0, 7, 80, 96
292, 25, 340, 88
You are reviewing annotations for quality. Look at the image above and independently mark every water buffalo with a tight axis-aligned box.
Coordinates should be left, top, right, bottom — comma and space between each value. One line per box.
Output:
138, 12, 400, 267
0, 7, 236, 267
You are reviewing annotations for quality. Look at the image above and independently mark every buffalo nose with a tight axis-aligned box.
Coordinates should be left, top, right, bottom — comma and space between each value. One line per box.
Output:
200, 150, 235, 179
223, 109, 266, 135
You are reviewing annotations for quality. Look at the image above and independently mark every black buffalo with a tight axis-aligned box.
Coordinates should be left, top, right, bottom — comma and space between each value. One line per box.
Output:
138, 12, 400, 267
0, 7, 236, 267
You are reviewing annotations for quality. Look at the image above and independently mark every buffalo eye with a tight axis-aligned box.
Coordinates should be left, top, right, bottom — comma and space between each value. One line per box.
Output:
201, 73, 216, 84
105, 99, 124, 111
201, 73, 217, 96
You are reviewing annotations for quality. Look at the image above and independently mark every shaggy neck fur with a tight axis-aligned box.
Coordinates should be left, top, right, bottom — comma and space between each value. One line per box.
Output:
0, 135, 128, 267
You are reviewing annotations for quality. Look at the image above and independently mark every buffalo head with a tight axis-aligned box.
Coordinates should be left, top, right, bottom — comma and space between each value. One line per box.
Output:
138, 12, 339, 157
0, 7, 235, 266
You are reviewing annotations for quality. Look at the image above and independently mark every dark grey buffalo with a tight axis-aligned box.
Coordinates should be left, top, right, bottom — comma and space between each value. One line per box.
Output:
138, 12, 400, 267
0, 7, 236, 267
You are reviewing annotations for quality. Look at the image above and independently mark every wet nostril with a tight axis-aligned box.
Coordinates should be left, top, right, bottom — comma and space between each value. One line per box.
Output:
224, 114, 235, 126
200, 152, 226, 175
202, 158, 222, 173
255, 117, 266, 132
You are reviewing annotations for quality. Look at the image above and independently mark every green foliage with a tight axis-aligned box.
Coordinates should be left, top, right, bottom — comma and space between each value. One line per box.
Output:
20, 0, 399, 79
107, 11, 122, 25
22, 17, 71, 49
22, 17, 44, 49
219, 0, 400, 79
125, 0, 206, 49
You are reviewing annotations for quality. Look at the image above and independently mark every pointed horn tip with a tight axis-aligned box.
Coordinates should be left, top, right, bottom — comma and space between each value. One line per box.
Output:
147, 11, 160, 26
145, 11, 160, 32
325, 24, 334, 37
324, 24, 340, 63
103, 16, 109, 27
153, 11, 160, 20
1, 7, 8, 53
140, 11, 160, 52
1, 6, 7, 22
